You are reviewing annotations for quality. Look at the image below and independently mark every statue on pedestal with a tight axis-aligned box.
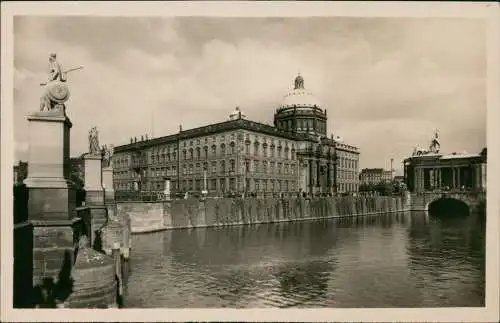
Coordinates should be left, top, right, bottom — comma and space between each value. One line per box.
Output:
39, 53, 83, 113
101, 144, 114, 167
88, 127, 100, 155
429, 129, 440, 153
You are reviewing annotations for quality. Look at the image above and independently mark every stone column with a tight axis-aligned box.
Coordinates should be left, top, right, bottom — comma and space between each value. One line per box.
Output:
457, 167, 461, 189
316, 160, 321, 188
309, 159, 313, 195
24, 109, 81, 291
452, 168, 456, 188
481, 163, 486, 191
438, 168, 442, 189
475, 164, 481, 191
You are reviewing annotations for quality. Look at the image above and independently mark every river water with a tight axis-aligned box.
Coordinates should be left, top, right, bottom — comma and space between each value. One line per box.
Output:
126, 211, 485, 308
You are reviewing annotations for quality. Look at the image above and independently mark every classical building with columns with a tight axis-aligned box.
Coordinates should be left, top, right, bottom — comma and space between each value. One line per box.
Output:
404, 146, 486, 193
112, 74, 360, 199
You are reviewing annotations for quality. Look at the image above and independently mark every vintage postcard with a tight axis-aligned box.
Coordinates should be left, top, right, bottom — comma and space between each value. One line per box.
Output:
1, 1, 499, 322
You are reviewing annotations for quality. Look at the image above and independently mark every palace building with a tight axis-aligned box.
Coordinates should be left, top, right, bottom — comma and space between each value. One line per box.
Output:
112, 74, 360, 198
403, 132, 486, 193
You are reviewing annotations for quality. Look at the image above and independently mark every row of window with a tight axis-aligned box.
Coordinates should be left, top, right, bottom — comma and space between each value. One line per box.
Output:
338, 157, 358, 170
277, 119, 327, 134
114, 160, 297, 179
338, 170, 358, 181
114, 143, 297, 169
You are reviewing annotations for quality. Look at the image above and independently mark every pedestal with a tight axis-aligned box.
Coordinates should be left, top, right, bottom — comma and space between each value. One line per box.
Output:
84, 154, 104, 206
23, 110, 82, 296
84, 154, 108, 233
102, 166, 115, 205
24, 111, 76, 221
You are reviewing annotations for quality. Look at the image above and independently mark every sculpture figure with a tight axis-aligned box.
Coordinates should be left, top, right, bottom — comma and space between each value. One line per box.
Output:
101, 144, 114, 167
429, 129, 440, 153
39, 53, 83, 112
88, 127, 100, 155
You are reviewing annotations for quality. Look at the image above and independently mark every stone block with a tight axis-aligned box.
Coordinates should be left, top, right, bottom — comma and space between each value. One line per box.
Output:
85, 189, 105, 206
24, 112, 72, 181
28, 186, 76, 221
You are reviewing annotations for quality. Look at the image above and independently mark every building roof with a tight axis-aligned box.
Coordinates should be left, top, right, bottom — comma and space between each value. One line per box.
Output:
114, 118, 323, 153
440, 152, 481, 160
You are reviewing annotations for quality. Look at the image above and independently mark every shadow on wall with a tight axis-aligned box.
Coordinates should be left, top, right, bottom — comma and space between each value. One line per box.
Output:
32, 250, 74, 308
428, 198, 470, 218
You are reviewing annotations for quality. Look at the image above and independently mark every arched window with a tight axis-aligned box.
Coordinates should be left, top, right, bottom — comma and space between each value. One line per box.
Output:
189, 148, 194, 160
229, 142, 235, 155
203, 146, 208, 159
221, 143, 226, 157
196, 147, 201, 160
211, 145, 217, 157
182, 150, 187, 160
254, 142, 259, 156
220, 160, 225, 174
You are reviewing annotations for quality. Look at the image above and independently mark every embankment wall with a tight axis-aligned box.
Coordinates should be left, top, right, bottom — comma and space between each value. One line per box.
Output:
117, 195, 410, 234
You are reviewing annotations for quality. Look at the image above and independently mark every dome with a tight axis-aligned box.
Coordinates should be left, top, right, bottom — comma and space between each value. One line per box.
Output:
280, 74, 323, 110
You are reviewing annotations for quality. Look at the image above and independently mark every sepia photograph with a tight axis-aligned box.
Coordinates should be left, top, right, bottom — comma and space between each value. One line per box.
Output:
1, 1, 499, 322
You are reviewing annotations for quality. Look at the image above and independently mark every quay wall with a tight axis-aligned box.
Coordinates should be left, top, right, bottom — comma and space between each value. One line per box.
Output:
117, 195, 411, 234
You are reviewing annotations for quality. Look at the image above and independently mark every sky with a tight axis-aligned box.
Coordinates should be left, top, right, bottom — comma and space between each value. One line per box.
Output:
13, 16, 487, 174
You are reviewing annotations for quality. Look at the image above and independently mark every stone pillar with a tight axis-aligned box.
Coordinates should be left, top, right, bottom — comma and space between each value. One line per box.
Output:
23, 110, 81, 291
316, 160, 321, 188
437, 168, 442, 189
457, 167, 461, 189
309, 159, 313, 195
481, 163, 487, 191
84, 153, 108, 235
164, 177, 171, 200
452, 168, 456, 188
84, 154, 104, 206
102, 166, 115, 205
475, 164, 481, 191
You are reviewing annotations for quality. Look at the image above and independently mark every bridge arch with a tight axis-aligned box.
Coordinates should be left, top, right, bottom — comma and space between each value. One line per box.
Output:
426, 195, 471, 217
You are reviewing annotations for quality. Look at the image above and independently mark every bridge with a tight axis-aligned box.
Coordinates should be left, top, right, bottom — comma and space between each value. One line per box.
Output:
409, 191, 486, 215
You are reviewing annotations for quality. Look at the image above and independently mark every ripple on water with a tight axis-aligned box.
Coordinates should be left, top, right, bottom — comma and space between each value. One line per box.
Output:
126, 213, 485, 308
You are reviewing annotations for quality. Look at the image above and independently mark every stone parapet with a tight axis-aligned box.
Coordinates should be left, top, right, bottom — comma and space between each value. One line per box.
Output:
118, 195, 410, 233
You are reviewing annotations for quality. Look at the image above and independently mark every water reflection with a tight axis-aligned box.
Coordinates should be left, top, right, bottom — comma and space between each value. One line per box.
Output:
127, 212, 485, 308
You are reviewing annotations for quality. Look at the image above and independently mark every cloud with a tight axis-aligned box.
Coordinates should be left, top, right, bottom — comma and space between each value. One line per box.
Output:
13, 17, 487, 173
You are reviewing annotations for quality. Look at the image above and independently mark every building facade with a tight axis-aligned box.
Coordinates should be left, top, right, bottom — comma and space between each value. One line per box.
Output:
335, 141, 360, 193
404, 148, 486, 193
112, 75, 360, 198
403, 132, 486, 193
